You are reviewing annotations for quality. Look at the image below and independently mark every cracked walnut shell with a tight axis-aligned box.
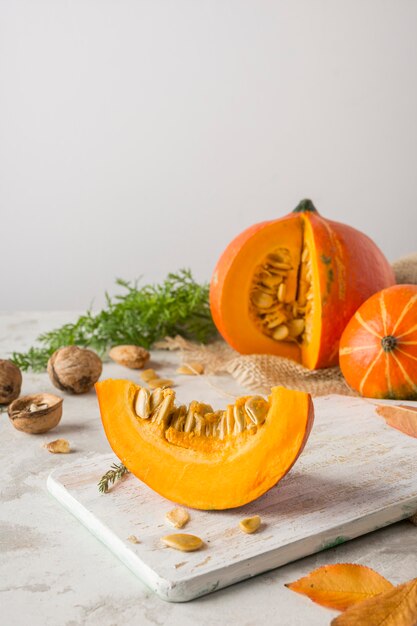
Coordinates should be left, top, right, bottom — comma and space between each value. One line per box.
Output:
8, 393, 63, 434
47, 346, 102, 394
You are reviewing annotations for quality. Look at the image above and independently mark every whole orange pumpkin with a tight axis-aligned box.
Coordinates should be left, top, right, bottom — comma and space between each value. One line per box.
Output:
210, 199, 395, 369
339, 284, 417, 399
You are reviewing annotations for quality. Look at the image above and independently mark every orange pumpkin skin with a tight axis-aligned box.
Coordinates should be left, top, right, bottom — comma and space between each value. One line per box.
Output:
339, 284, 417, 399
96, 380, 314, 510
210, 200, 395, 370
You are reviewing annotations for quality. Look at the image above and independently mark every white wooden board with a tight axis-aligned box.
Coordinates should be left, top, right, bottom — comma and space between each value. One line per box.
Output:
47, 394, 417, 602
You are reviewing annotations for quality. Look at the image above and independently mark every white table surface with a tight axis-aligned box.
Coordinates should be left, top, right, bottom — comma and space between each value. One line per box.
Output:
1, 312, 417, 626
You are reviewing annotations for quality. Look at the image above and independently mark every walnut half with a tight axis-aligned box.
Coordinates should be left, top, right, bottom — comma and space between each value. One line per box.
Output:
8, 393, 63, 434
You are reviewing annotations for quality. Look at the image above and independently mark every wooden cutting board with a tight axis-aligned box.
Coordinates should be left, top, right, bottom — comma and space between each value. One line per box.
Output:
47, 394, 417, 602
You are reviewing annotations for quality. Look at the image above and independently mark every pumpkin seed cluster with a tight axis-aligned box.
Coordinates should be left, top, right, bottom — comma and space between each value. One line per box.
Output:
134, 387, 269, 439
249, 245, 314, 344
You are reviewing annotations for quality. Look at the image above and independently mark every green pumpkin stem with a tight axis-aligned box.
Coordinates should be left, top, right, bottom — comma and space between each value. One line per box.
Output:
293, 199, 318, 214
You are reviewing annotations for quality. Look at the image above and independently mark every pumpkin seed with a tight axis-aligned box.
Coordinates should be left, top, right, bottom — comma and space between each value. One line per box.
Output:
251, 291, 274, 309
272, 324, 289, 340
233, 404, 246, 433
170, 405, 186, 430
177, 361, 205, 376
239, 515, 261, 534
193, 414, 206, 436
184, 401, 198, 433
218, 411, 226, 439
150, 387, 164, 411
135, 387, 151, 419
147, 378, 174, 389
256, 283, 276, 295
269, 260, 292, 271
277, 282, 287, 302
301, 247, 310, 262
245, 396, 269, 425
288, 318, 305, 337
43, 438, 70, 454
127, 535, 140, 544
153, 393, 175, 425
165, 508, 190, 529
161, 533, 203, 552
265, 312, 287, 328
225, 405, 235, 435
141, 368, 158, 382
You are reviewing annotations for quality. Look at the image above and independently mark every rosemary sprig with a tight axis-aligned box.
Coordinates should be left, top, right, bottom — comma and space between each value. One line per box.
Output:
98, 463, 129, 493
12, 269, 218, 372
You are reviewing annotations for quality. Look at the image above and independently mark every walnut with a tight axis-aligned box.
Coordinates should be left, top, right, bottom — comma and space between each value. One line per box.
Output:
109, 345, 150, 369
8, 393, 63, 434
0, 359, 22, 404
47, 346, 102, 394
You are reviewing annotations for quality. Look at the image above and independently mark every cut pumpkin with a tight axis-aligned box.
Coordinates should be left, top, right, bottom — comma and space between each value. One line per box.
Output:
95, 379, 314, 510
210, 199, 395, 369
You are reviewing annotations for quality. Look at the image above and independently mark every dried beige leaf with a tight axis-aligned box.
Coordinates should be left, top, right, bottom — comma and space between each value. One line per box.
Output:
239, 515, 261, 534
44, 439, 70, 454
376, 404, 417, 439
161, 533, 203, 552
331, 577, 417, 626
165, 507, 190, 529
176, 362, 205, 376
286, 563, 393, 611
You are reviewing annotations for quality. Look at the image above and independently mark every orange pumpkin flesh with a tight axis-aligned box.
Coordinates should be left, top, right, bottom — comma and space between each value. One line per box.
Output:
340, 284, 417, 399
96, 380, 314, 510
210, 199, 395, 369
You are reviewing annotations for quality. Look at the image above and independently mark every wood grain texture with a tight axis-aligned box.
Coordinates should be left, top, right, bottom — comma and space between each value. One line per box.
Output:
48, 394, 417, 602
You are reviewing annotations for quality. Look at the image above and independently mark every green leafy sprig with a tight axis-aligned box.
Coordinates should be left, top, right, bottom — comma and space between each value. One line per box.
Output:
98, 463, 129, 493
12, 269, 217, 372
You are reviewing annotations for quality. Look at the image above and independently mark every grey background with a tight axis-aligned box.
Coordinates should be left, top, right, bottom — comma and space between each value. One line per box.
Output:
1, 0, 416, 310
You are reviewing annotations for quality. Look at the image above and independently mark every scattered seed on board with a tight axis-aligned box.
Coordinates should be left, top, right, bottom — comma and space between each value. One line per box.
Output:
43, 439, 70, 454
176, 362, 205, 376
165, 507, 190, 529
147, 378, 174, 389
239, 515, 261, 534
140, 369, 158, 382
161, 533, 204, 552
127, 535, 140, 544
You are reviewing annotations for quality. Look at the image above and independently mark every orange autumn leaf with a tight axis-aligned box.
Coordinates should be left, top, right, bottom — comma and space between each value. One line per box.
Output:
331, 577, 417, 626
376, 404, 417, 439
285, 563, 393, 611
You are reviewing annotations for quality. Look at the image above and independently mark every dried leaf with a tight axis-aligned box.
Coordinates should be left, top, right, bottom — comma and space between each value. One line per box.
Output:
376, 404, 417, 438
285, 563, 393, 611
331, 577, 417, 626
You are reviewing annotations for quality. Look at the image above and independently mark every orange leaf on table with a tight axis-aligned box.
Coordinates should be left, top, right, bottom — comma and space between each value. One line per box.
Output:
376, 404, 417, 439
331, 577, 417, 626
285, 563, 393, 611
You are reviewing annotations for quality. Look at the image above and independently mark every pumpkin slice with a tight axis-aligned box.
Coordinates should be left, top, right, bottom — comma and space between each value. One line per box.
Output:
210, 199, 395, 369
96, 380, 314, 510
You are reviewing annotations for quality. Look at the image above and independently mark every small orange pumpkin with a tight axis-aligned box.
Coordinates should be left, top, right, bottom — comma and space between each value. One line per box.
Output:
210, 199, 395, 370
339, 284, 417, 399
96, 380, 314, 510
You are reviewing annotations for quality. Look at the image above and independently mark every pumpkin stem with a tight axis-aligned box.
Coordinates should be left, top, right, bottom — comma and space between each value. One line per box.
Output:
293, 199, 318, 214
381, 335, 397, 352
